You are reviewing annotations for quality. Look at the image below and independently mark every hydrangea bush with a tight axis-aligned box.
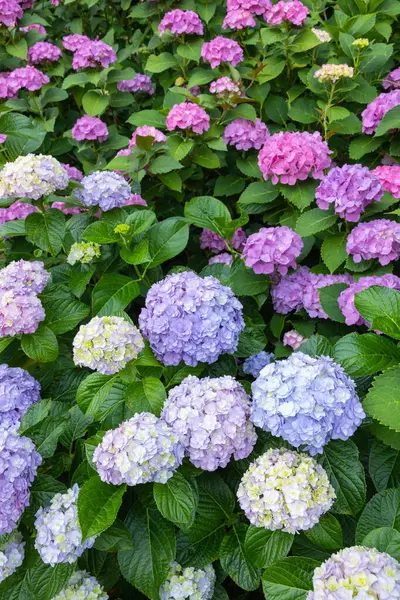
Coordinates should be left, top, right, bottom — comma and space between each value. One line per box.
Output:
1, 0, 400, 598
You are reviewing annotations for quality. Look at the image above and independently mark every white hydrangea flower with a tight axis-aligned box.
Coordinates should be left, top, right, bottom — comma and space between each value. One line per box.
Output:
0, 154, 69, 200
311, 28, 331, 43
51, 570, 108, 600
160, 562, 216, 600
314, 64, 354, 83
67, 242, 101, 265
0, 532, 25, 583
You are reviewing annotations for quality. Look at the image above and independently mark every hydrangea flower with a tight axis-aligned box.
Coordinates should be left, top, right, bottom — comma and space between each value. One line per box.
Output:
0, 201, 37, 225
72, 115, 108, 143
251, 352, 365, 454
201, 36, 243, 69
242, 351, 274, 378
0, 0, 22, 26
347, 219, 400, 265
200, 228, 246, 253
352, 37, 369, 48
0, 364, 41, 428
0, 290, 45, 337
222, 10, 256, 30
0, 260, 49, 295
209, 77, 241, 99
51, 202, 81, 215
264, 0, 309, 26
67, 242, 101, 265
307, 546, 400, 599
166, 102, 210, 134
27, 42, 62, 64
61, 163, 83, 181
0, 532, 24, 584
0, 154, 69, 200
0, 425, 42, 535
139, 271, 244, 366
71, 39, 117, 70
242, 226, 303, 275
338, 274, 400, 327
35, 484, 96, 565
117, 74, 155, 94
129, 125, 166, 148
383, 67, 400, 90
73, 316, 144, 374
209, 253, 232, 266
302, 273, 353, 319
20, 23, 47, 34
52, 571, 108, 600
227, 0, 271, 15
159, 10, 203, 36
75, 171, 131, 211
237, 448, 335, 532
7, 66, 49, 91
316, 164, 383, 222
161, 375, 256, 471
0, 134, 6, 144
125, 193, 147, 206
258, 131, 332, 185
271, 266, 313, 314
314, 63, 354, 83
283, 330, 306, 350
223, 118, 269, 150
362, 90, 400, 134
372, 165, 400, 198
94, 412, 184, 486
311, 28, 331, 43
63, 34, 91, 51
160, 563, 216, 600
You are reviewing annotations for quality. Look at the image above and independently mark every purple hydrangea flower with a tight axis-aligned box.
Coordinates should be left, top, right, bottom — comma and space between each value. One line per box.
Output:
264, 0, 309, 26
0, 532, 24, 583
243, 351, 274, 378
346, 219, 400, 265
283, 330, 306, 349
62, 34, 90, 51
209, 76, 241, 99
338, 274, 400, 327
161, 375, 256, 471
0, 364, 40, 428
51, 202, 81, 215
362, 90, 400, 134
316, 164, 383, 222
61, 163, 83, 182
20, 23, 47, 34
139, 271, 244, 366
129, 125, 166, 148
72, 115, 108, 143
223, 118, 269, 150
159, 10, 203, 36
227, 0, 271, 15
160, 563, 216, 600
27, 42, 62, 64
242, 226, 303, 275
200, 228, 246, 254
0, 260, 49, 295
0, 201, 37, 226
208, 253, 232, 266
383, 67, 400, 90
372, 165, 400, 198
166, 102, 210, 134
94, 413, 184, 486
0, 290, 45, 337
117, 73, 155, 94
71, 39, 117, 71
7, 66, 49, 91
0, 0, 22, 26
302, 273, 353, 319
75, 171, 131, 211
271, 266, 312, 314
52, 571, 107, 600
201, 36, 243, 69
0, 154, 69, 200
125, 193, 147, 206
222, 10, 256, 30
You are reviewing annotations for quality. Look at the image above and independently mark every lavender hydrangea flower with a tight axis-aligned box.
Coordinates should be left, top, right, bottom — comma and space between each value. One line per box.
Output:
0, 202, 36, 225
27, 42, 62, 64
51, 202, 81, 215
302, 274, 353, 319
0, 290, 45, 338
208, 253, 232, 266
200, 228, 246, 253
346, 219, 400, 265
73, 316, 144, 374
372, 165, 400, 198
0, 0, 22, 26
71, 39, 117, 71
52, 571, 108, 600
160, 563, 216, 600
94, 412, 184, 486
271, 266, 313, 314
243, 351, 274, 378
0, 532, 24, 583
0, 425, 42, 535
0, 154, 69, 200
117, 73, 155, 94
237, 448, 335, 532
61, 163, 83, 181
223, 118, 269, 150
72, 115, 108, 143
63, 34, 91, 52
75, 171, 131, 211
383, 67, 400, 90
129, 125, 166, 148
316, 164, 383, 222
158, 10, 203, 36
166, 102, 210, 134
362, 90, 400, 134
139, 271, 244, 367
67, 242, 101, 265
227, 0, 271, 15
0, 364, 40, 428
251, 352, 365, 455
35, 484, 96, 565
161, 375, 256, 471
307, 546, 400, 599
283, 330, 306, 350
222, 10, 256, 30
242, 226, 303, 275
264, 0, 309, 26
20, 23, 47, 34
338, 274, 400, 327
201, 36, 243, 69
7, 66, 49, 91
209, 77, 241, 99
0, 260, 49, 295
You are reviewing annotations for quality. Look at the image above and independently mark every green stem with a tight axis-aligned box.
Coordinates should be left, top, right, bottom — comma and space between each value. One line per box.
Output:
322, 82, 336, 140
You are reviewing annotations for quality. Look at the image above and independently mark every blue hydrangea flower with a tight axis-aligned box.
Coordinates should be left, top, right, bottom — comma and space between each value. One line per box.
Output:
0, 532, 24, 583
243, 351, 274, 378
52, 570, 108, 600
0, 364, 41, 428
75, 171, 131, 211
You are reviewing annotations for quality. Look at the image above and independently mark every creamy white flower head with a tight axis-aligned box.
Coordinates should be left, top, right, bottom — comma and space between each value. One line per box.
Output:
311, 28, 331, 43
314, 63, 354, 83
51, 570, 108, 600
0, 154, 69, 200
160, 562, 216, 600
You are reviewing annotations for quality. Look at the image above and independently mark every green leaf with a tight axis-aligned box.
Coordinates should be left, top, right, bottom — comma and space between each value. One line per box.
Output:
145, 52, 178, 73
262, 557, 319, 600
368, 421, 400, 452
149, 155, 183, 175
375, 105, 400, 136
236, 157, 262, 179
225, 104, 257, 123
6, 38, 28, 59
334, 332, 400, 377
349, 135, 382, 159
192, 145, 220, 169
363, 366, 400, 431
318, 283, 349, 323
41, 284, 89, 334
29, 416, 66, 459
0, 113, 46, 158
184, 196, 231, 235
288, 98, 319, 124
280, 181, 318, 212
356, 488, 400, 542
25, 209, 66, 256
298, 334, 332, 358
321, 232, 348, 273
154, 472, 197, 526
265, 95, 288, 124
360, 43, 393, 73
177, 40, 203, 62
238, 181, 279, 214
321, 439, 366, 515
29, 475, 67, 514
177, 515, 225, 568
214, 175, 245, 198
77, 373, 127, 420
229, 259, 269, 296
362, 527, 400, 561
159, 172, 182, 192
125, 377, 166, 416
0, 559, 74, 600
167, 135, 194, 161
82, 90, 109, 116
304, 514, 343, 551
295, 209, 337, 236
244, 527, 293, 569
62, 72, 90, 89
59, 405, 93, 449
355, 286, 400, 339
94, 519, 134, 552
257, 57, 286, 84
78, 475, 126, 541
82, 221, 118, 244
197, 473, 235, 522
187, 68, 217, 89
0, 219, 26, 237
20, 398, 52, 435
92, 273, 139, 316
369, 439, 400, 491
147, 218, 189, 268
291, 29, 320, 52
21, 325, 59, 363
127, 110, 166, 129
220, 524, 260, 591
126, 210, 157, 235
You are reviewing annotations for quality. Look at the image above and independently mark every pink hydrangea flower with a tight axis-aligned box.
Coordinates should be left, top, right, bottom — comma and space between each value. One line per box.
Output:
242, 226, 303, 275
129, 126, 166, 149
20, 23, 47, 35
200, 228, 246, 254
303, 273, 353, 319
227, 0, 271, 16
210, 77, 241, 97
372, 165, 400, 198
0, 134, 6, 144
124, 194, 147, 206
346, 219, 400, 265
117, 74, 154, 95
0, 73, 21, 99
0, 201, 37, 226
383, 67, 400, 90
7, 66, 49, 91
166, 102, 210, 134
264, 0, 309, 26
283, 330, 306, 350
72, 115, 108, 143
224, 118, 269, 151
209, 253, 233, 266
201, 36, 243, 69
61, 163, 83, 182
223, 10, 256, 30
51, 201, 81, 215
159, 9, 203, 36
71, 39, 117, 71
28, 42, 62, 64
338, 274, 400, 327
0, 0, 23, 27
362, 90, 400, 134
258, 131, 332, 185
63, 34, 91, 51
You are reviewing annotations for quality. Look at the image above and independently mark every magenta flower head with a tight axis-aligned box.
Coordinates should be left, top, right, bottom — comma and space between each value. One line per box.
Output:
347, 219, 400, 265
0, 201, 36, 225
224, 118, 269, 151
223, 10, 256, 30
117, 73, 154, 94
209, 76, 241, 98
200, 228, 246, 254
283, 330, 306, 350
242, 226, 303, 275
265, 0, 309, 26
0, 0, 23, 27
227, 0, 271, 16
124, 194, 147, 206
28, 42, 62, 64
63, 34, 90, 51
338, 274, 400, 327
159, 10, 203, 36
20, 23, 47, 35
372, 165, 400, 198
258, 131, 332, 185
166, 102, 210, 134
61, 163, 83, 182
71, 39, 117, 71
316, 164, 383, 222
362, 90, 400, 134
383, 67, 400, 90
201, 36, 243, 69
72, 115, 108, 143
302, 273, 353, 319
8, 66, 49, 91
51, 201, 81, 215
129, 126, 166, 148
0, 135, 6, 145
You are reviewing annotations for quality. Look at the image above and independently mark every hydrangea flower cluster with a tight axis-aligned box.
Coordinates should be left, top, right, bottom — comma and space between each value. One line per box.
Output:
251, 352, 365, 454
27, 42, 62, 64
75, 171, 131, 211
243, 351, 274, 378
201, 36, 244, 68
159, 10, 203, 36
271, 266, 314, 314
0, 0, 22, 26
209, 77, 241, 99
52, 571, 108, 600
63, 34, 91, 51
117, 73, 155, 94
0, 201, 37, 226
166, 102, 210, 134
242, 226, 303, 275
258, 131, 332, 185
346, 219, 400, 265
302, 273, 353, 319
200, 227, 246, 253
34, 484, 96, 565
316, 164, 383, 222
223, 118, 269, 150
314, 63, 354, 83
51, 201, 81, 215
237, 448, 335, 532
362, 90, 400, 134
338, 274, 400, 327
227, 0, 270, 15
125, 193, 147, 206
307, 546, 400, 599
160, 563, 216, 600
222, 10, 256, 30
162, 375, 257, 471
0, 364, 41, 428
0, 134, 6, 144
72, 115, 108, 142
139, 271, 244, 366
0, 532, 24, 584
264, 0, 309, 26
0, 154, 69, 200
94, 412, 184, 486
311, 28, 331, 43
67, 242, 101, 265
62, 163, 83, 181
0, 259, 49, 295
63, 36, 117, 70
352, 37, 369, 48
283, 330, 306, 349
20, 23, 47, 34
209, 253, 232, 266
0, 289, 45, 337
372, 165, 400, 197
0, 425, 42, 534
73, 316, 144, 374
383, 66, 400, 89
128, 125, 166, 148
7, 66, 49, 92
